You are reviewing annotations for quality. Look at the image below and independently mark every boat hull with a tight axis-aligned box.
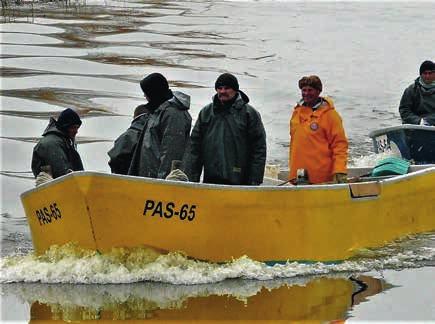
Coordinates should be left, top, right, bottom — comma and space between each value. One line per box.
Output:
21, 169, 435, 263
369, 125, 435, 164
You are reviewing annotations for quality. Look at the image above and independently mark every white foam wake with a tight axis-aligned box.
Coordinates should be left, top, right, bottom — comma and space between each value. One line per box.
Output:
0, 233, 433, 285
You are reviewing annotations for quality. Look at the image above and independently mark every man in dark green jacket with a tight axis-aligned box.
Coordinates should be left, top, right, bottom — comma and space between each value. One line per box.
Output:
190, 73, 267, 185
31, 108, 84, 180
399, 60, 435, 125
128, 73, 192, 179
108, 105, 150, 175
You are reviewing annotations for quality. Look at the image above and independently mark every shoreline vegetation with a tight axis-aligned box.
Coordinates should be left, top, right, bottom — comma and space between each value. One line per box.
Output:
1, 0, 88, 22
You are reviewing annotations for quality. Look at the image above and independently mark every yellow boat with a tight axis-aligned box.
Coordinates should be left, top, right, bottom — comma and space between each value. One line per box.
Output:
20, 166, 435, 263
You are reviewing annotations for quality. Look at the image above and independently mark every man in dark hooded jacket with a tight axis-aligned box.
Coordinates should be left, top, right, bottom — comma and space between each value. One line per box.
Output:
190, 73, 267, 185
128, 73, 192, 179
31, 108, 84, 181
399, 60, 435, 125
107, 105, 150, 175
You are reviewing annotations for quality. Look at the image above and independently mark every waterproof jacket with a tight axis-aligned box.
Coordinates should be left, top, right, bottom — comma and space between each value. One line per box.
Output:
107, 111, 150, 175
31, 118, 84, 179
128, 91, 192, 179
190, 92, 267, 185
399, 78, 435, 125
289, 97, 348, 184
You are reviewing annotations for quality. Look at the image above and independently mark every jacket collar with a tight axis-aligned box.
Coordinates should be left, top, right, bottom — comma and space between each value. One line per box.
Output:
295, 96, 335, 115
213, 91, 249, 111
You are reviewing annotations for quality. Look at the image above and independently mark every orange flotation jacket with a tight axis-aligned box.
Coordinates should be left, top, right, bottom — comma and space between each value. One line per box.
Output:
289, 97, 348, 184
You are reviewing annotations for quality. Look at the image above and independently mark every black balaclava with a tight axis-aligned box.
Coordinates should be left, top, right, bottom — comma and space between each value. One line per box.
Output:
56, 108, 82, 131
140, 73, 173, 111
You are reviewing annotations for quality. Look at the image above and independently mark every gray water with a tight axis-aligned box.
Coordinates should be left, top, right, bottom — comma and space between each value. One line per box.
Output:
1, 0, 435, 321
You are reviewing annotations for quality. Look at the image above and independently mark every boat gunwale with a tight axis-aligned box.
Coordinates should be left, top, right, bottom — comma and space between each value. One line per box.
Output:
20, 166, 435, 199
368, 124, 435, 138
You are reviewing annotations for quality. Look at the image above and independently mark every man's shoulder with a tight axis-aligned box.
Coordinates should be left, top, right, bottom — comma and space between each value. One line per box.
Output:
131, 114, 149, 128
36, 132, 66, 150
198, 102, 214, 115
242, 103, 262, 118
113, 128, 138, 146
404, 79, 420, 92
40, 131, 65, 143
201, 102, 214, 110
243, 102, 257, 111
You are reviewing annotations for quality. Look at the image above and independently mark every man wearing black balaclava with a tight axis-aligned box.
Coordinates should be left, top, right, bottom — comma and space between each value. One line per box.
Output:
32, 108, 84, 184
190, 73, 267, 185
126, 73, 192, 179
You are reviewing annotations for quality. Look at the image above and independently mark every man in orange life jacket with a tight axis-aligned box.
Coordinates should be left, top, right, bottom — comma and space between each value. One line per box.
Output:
288, 75, 348, 184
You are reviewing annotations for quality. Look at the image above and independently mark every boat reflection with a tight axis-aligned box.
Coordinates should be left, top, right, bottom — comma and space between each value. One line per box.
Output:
5, 274, 388, 322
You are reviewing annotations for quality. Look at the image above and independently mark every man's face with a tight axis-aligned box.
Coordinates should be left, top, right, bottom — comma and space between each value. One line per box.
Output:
67, 125, 80, 139
421, 70, 435, 83
301, 86, 321, 107
216, 86, 237, 103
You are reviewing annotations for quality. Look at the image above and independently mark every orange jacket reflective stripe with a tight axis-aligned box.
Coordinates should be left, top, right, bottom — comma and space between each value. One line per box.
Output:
289, 97, 348, 184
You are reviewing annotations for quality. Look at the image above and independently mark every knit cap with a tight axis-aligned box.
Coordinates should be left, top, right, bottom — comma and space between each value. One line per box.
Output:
56, 108, 82, 130
140, 73, 169, 100
419, 60, 435, 75
215, 73, 239, 91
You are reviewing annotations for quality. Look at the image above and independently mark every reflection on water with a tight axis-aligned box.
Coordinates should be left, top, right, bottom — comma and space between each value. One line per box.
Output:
2, 274, 387, 321
0, 87, 133, 114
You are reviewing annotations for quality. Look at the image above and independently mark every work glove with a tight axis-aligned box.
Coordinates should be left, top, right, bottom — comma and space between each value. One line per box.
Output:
35, 171, 53, 187
420, 118, 431, 126
165, 169, 189, 182
333, 173, 347, 184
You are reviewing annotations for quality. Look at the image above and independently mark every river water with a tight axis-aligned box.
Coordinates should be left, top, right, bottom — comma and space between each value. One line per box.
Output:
1, 0, 434, 322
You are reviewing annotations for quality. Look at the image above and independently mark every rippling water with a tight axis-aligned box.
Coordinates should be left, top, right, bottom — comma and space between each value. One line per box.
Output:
1, 0, 435, 321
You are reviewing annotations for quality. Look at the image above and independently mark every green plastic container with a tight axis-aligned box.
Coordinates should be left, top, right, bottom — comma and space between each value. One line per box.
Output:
371, 157, 410, 177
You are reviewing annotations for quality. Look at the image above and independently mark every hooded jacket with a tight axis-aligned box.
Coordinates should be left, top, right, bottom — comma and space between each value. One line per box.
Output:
399, 78, 435, 125
128, 91, 192, 179
31, 118, 84, 178
289, 97, 348, 184
190, 91, 267, 185
107, 111, 150, 175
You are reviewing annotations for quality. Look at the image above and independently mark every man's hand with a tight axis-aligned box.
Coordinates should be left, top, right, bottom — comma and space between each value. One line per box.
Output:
165, 169, 189, 182
333, 173, 347, 183
420, 118, 431, 126
35, 171, 53, 187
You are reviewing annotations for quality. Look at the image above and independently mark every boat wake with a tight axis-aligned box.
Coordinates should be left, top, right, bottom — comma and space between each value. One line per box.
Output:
0, 233, 434, 285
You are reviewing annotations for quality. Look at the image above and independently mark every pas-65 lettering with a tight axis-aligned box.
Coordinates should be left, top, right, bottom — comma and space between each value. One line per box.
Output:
143, 199, 196, 221
35, 202, 62, 226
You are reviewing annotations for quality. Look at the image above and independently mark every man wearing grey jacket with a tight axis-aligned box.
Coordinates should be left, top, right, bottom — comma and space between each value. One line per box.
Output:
128, 73, 192, 179
31, 108, 84, 185
107, 105, 150, 175
399, 60, 435, 126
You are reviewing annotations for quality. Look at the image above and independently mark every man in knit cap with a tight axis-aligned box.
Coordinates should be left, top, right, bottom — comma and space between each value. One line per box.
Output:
190, 73, 266, 185
127, 72, 192, 179
31, 108, 84, 185
399, 60, 435, 125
